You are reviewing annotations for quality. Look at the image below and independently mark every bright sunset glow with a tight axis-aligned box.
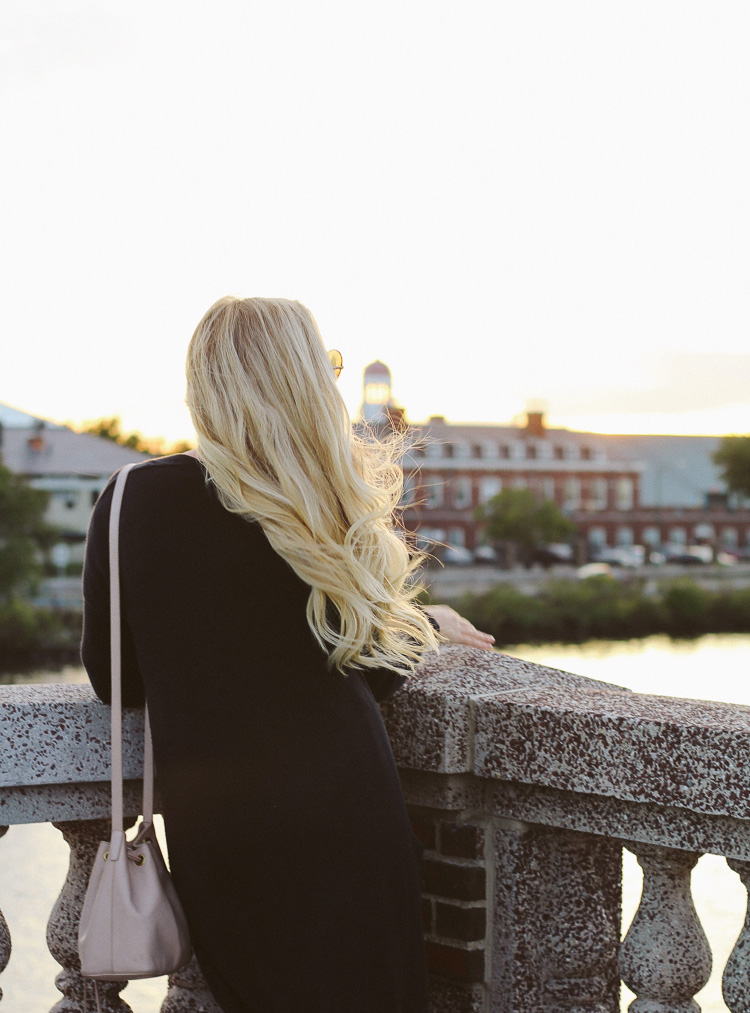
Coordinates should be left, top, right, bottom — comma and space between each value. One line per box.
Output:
2, 2, 749, 443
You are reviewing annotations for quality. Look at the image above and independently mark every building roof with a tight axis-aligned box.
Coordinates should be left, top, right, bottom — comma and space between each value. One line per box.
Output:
0, 402, 63, 429
409, 418, 729, 508
415, 417, 611, 453
603, 434, 725, 508
0, 426, 149, 478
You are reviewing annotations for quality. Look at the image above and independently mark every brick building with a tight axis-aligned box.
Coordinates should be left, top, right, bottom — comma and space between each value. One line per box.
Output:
358, 363, 750, 557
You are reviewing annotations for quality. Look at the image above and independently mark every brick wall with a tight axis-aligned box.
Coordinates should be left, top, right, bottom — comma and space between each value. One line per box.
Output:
408, 806, 490, 1013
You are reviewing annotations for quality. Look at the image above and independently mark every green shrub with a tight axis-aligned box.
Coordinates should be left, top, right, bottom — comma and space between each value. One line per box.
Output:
443, 577, 750, 647
0, 600, 80, 673
661, 581, 713, 637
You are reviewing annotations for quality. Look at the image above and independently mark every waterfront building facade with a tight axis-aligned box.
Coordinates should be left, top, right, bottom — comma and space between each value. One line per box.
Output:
357, 364, 750, 556
0, 403, 147, 562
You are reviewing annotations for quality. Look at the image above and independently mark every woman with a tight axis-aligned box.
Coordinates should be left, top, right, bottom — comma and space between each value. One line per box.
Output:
81, 296, 493, 1013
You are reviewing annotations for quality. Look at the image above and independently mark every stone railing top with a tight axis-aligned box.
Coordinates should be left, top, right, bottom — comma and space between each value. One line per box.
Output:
382, 645, 750, 822
0, 684, 145, 788
2, 649, 750, 822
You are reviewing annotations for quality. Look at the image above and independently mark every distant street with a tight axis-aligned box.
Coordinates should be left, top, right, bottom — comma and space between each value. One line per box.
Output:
422, 562, 750, 599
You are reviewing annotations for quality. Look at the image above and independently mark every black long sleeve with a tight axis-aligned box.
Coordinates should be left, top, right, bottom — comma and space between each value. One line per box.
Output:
81, 478, 146, 707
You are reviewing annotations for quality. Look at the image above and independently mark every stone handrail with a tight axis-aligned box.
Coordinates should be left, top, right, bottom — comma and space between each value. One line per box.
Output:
2, 648, 750, 1011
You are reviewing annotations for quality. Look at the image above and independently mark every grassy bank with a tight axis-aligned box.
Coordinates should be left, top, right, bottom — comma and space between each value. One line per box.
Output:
0, 601, 82, 675
439, 576, 750, 647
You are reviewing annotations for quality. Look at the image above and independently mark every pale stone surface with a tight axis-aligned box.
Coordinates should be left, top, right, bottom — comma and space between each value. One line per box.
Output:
0, 685, 145, 787
722, 858, 750, 1012
0, 781, 144, 826
535, 830, 620, 1012
5, 653, 750, 1012
474, 682, 750, 820
488, 781, 750, 862
619, 844, 711, 1011
492, 823, 620, 1013
382, 645, 619, 774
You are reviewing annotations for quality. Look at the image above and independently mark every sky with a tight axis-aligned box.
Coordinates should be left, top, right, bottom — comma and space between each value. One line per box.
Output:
2, 1, 749, 443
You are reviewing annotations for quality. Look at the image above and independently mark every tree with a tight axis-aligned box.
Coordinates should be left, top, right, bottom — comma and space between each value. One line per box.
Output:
79, 417, 193, 456
475, 488, 576, 563
713, 436, 750, 498
0, 462, 56, 597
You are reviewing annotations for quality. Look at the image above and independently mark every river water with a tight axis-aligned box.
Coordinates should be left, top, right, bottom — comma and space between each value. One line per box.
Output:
1, 635, 749, 1011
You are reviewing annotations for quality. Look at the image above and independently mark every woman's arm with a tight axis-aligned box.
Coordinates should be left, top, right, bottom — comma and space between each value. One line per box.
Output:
422, 604, 495, 651
81, 480, 146, 707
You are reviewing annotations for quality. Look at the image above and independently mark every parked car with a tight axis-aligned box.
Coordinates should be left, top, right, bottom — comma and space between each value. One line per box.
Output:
663, 545, 712, 565
531, 543, 574, 568
436, 544, 474, 566
594, 545, 645, 568
716, 551, 738, 566
576, 562, 615, 580
473, 545, 498, 564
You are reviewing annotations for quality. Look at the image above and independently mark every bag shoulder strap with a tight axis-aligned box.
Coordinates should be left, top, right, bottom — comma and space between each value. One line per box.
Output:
108, 463, 154, 834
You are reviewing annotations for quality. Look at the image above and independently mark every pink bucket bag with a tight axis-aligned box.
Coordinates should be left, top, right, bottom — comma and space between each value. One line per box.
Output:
78, 463, 192, 1010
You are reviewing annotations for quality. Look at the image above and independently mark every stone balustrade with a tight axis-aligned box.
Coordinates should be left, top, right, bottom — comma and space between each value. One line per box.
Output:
2, 647, 750, 1011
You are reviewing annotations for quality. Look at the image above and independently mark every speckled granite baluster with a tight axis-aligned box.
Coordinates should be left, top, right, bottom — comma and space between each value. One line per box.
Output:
619, 844, 711, 1013
48, 819, 133, 1013
540, 830, 620, 1013
0, 827, 10, 1003
723, 858, 750, 1012
162, 954, 222, 1012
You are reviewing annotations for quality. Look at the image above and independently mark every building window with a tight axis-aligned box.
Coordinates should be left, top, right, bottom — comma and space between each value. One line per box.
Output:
452, 477, 472, 510
478, 477, 502, 504
401, 475, 416, 506
594, 478, 608, 510
553, 446, 565, 460
499, 445, 510, 459
526, 444, 537, 460
418, 526, 445, 550
668, 527, 687, 546
542, 476, 556, 502
615, 477, 634, 511
448, 526, 466, 548
721, 527, 738, 548
510, 443, 525, 460
563, 478, 581, 511
588, 526, 607, 549
424, 478, 444, 509
444, 443, 454, 459
454, 442, 470, 459
53, 489, 79, 510
425, 442, 443, 459
481, 441, 496, 459
512, 476, 527, 490
580, 446, 592, 461
471, 444, 482, 459
537, 442, 553, 460
616, 526, 634, 546
642, 526, 661, 546
693, 522, 715, 542
586, 477, 607, 511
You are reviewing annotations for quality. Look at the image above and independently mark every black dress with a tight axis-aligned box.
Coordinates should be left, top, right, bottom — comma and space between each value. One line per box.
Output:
81, 454, 428, 1013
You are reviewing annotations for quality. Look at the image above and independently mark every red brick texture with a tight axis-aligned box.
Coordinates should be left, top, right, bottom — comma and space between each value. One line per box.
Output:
408, 805, 489, 1004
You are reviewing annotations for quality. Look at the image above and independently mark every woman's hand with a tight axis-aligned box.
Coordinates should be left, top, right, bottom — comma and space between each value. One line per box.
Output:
423, 605, 495, 651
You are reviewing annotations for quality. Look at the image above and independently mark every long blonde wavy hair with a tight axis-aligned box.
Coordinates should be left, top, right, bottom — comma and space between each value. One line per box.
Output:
185, 295, 439, 675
